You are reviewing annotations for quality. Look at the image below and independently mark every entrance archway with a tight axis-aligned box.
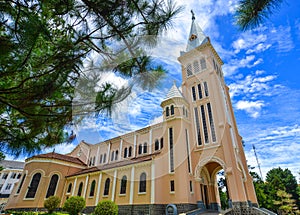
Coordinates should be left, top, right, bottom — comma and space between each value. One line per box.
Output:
195, 159, 228, 211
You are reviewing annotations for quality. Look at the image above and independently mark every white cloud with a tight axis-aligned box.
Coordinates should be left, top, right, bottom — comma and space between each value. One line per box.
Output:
244, 124, 300, 178
235, 100, 264, 118
232, 32, 269, 54
246, 43, 272, 54
269, 25, 295, 53
229, 73, 277, 98
223, 55, 262, 76
44, 143, 78, 155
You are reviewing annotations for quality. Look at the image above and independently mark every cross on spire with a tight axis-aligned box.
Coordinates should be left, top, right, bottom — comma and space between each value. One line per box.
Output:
191, 10, 195, 20
185, 10, 208, 52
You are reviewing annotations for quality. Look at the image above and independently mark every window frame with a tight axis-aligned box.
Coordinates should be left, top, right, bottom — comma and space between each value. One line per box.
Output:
103, 178, 110, 196
77, 182, 83, 196
25, 172, 41, 199
66, 183, 72, 194
46, 174, 59, 198
16, 174, 26, 194
170, 180, 175, 193
139, 173, 147, 193
120, 175, 127, 195
170, 105, 174, 115
89, 180, 96, 197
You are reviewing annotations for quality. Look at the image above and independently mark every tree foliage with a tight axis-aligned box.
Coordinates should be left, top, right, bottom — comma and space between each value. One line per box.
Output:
0, 152, 4, 171
251, 167, 300, 212
44, 196, 61, 214
0, 0, 182, 156
265, 167, 299, 210
235, 0, 284, 30
94, 200, 118, 215
217, 170, 229, 210
63, 196, 86, 215
274, 190, 300, 215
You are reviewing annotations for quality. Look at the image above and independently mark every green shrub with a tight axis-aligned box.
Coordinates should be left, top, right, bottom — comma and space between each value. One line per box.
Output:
44, 196, 61, 214
94, 200, 118, 215
63, 196, 86, 215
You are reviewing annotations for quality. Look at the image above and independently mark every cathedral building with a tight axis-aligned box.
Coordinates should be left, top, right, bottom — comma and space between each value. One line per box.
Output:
5, 15, 258, 214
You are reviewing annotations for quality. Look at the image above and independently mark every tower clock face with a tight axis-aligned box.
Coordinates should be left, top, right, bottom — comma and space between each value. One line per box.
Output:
189, 34, 197, 41
77, 149, 82, 157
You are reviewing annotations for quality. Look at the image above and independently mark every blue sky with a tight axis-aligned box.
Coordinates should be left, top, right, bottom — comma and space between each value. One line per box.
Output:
8, 0, 300, 179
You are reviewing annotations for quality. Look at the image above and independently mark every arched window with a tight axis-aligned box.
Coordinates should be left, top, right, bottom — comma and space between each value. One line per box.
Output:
120, 175, 127, 194
204, 81, 209, 97
111, 151, 115, 161
89, 180, 96, 197
103, 153, 107, 163
92, 156, 95, 165
26, 172, 41, 198
17, 173, 21, 179
128, 146, 132, 157
193, 60, 200, 73
139, 173, 146, 193
155, 139, 159, 151
100, 154, 103, 164
104, 178, 110, 196
46, 174, 59, 198
138, 144, 142, 155
67, 183, 72, 193
115, 150, 119, 160
166, 106, 170, 117
200, 58, 207, 70
170, 105, 174, 115
77, 182, 83, 196
124, 147, 128, 158
143, 142, 147, 154
160, 138, 164, 149
186, 64, 193, 76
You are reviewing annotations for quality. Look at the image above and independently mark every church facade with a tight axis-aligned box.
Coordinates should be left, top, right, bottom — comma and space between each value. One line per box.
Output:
5, 16, 258, 214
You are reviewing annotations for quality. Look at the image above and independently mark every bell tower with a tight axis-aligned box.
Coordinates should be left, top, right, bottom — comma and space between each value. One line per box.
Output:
178, 12, 258, 213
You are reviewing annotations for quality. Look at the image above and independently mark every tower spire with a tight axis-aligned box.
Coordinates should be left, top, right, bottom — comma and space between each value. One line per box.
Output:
186, 11, 208, 52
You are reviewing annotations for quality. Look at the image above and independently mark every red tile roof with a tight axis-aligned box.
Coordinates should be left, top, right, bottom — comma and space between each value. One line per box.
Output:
27, 152, 86, 166
66, 151, 160, 177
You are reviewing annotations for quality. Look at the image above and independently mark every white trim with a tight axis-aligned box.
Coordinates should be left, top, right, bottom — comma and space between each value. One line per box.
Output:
168, 127, 174, 173
26, 159, 85, 169
87, 148, 91, 164
82, 175, 89, 198
133, 134, 137, 157
46, 173, 60, 198
185, 128, 193, 174
111, 170, 117, 201
119, 139, 123, 161
149, 129, 152, 154
107, 143, 111, 164
129, 166, 135, 204
95, 172, 102, 205
96, 146, 100, 165
72, 177, 77, 196
24, 172, 42, 200
150, 161, 155, 204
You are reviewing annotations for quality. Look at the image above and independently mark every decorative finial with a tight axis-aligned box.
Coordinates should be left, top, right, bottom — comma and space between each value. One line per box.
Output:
173, 80, 176, 86
191, 10, 195, 20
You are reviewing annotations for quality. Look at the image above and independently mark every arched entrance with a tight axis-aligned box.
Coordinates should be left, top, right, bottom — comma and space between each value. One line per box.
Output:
195, 158, 229, 211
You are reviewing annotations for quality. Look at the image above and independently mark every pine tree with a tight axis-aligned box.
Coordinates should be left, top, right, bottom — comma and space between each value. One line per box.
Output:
235, 0, 284, 30
0, 0, 182, 156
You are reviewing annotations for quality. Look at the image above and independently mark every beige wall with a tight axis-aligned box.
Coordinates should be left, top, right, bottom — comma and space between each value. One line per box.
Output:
5, 159, 84, 210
